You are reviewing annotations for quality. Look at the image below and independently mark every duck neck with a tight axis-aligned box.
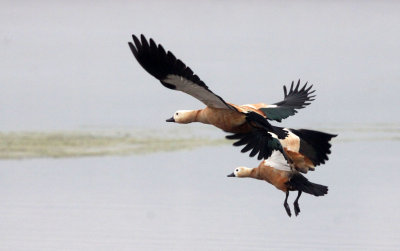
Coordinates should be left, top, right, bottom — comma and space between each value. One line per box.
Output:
249, 167, 262, 180
184, 109, 209, 124
238, 167, 256, 178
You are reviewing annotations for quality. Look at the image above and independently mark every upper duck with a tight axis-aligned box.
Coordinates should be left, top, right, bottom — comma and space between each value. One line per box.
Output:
128, 34, 315, 160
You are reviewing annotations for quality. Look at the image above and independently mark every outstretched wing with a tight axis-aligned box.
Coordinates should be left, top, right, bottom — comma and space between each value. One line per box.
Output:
288, 128, 337, 166
226, 111, 288, 160
128, 34, 234, 110
259, 80, 315, 122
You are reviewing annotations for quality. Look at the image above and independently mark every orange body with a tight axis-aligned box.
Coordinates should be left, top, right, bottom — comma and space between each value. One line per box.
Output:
285, 149, 314, 173
250, 162, 291, 192
193, 102, 316, 173
279, 130, 315, 173
197, 103, 266, 133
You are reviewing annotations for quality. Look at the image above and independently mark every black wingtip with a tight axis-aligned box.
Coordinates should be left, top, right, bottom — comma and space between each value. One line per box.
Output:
128, 42, 137, 56
132, 34, 141, 49
280, 80, 317, 107
149, 38, 157, 51
130, 34, 212, 85
140, 34, 149, 50
262, 80, 318, 122
289, 129, 337, 166
294, 79, 300, 91
226, 129, 284, 160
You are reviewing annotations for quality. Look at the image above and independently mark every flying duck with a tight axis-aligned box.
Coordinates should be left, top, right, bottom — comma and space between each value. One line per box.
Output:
128, 34, 315, 160
228, 129, 336, 216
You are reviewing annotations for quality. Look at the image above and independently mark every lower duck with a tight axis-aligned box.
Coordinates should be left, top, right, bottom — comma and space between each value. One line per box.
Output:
227, 129, 336, 217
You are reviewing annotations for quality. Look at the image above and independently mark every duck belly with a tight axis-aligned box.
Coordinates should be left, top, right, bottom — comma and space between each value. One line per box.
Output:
258, 165, 290, 192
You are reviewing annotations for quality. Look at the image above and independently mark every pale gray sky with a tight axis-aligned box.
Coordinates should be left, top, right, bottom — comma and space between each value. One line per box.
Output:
1, 1, 400, 130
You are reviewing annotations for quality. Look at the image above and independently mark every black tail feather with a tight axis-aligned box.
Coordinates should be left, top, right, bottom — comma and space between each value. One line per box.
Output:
289, 128, 337, 166
288, 174, 328, 197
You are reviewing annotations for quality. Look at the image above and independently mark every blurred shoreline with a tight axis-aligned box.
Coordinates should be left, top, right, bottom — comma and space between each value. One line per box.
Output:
1, 123, 398, 159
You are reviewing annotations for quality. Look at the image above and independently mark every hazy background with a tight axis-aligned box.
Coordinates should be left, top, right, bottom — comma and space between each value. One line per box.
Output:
1, 1, 400, 250
1, 0, 399, 130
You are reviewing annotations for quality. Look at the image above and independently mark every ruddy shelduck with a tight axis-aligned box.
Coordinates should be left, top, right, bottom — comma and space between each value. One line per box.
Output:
228, 128, 336, 216
128, 34, 316, 160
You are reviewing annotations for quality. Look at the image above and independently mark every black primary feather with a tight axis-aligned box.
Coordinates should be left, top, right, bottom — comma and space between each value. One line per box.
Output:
260, 80, 316, 122
129, 35, 204, 87
289, 128, 337, 166
226, 111, 287, 160
245, 112, 288, 139
226, 129, 283, 160
128, 34, 235, 110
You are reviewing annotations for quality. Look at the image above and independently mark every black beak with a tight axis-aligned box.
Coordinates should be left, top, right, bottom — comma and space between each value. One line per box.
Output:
227, 173, 235, 177
166, 117, 175, 122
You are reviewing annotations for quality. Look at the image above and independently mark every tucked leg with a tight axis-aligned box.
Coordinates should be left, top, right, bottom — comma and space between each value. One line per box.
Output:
294, 191, 302, 216
283, 191, 291, 217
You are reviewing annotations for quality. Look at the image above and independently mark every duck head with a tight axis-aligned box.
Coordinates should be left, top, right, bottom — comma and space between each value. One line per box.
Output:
227, 166, 252, 178
166, 110, 196, 124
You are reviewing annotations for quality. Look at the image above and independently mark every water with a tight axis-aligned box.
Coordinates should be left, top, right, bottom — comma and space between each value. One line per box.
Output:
1, 0, 400, 250
1, 140, 399, 250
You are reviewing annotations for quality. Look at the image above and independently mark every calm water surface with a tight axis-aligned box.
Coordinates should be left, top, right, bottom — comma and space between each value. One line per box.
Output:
0, 139, 399, 250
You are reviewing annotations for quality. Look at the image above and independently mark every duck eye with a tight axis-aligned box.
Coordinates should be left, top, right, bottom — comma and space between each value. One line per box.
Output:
175, 112, 178, 116
235, 169, 239, 172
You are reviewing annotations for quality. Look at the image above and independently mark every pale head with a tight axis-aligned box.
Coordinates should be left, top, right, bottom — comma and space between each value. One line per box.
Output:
166, 110, 195, 124
227, 166, 252, 178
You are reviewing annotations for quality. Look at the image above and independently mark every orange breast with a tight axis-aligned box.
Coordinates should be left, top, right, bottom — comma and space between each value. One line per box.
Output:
201, 102, 269, 133
202, 106, 248, 133
254, 163, 290, 192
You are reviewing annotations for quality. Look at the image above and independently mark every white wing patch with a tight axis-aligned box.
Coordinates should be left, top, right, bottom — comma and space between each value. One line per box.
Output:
263, 150, 291, 171
163, 74, 231, 109
242, 104, 257, 109
269, 132, 279, 139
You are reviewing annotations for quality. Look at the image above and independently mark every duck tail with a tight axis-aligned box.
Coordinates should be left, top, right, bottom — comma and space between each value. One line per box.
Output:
289, 128, 337, 166
288, 173, 328, 196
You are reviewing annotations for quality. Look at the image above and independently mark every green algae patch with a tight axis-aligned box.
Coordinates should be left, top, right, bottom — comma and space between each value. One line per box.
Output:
0, 130, 228, 159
